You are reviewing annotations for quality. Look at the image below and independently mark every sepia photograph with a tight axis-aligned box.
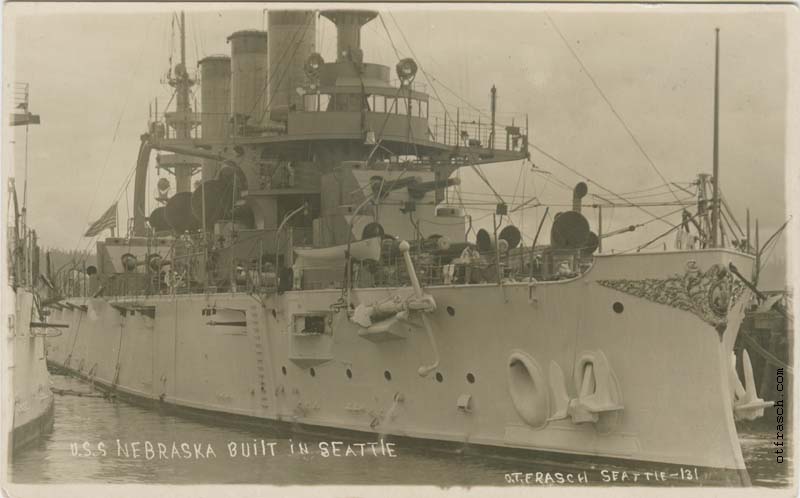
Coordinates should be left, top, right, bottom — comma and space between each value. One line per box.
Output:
1, 2, 797, 496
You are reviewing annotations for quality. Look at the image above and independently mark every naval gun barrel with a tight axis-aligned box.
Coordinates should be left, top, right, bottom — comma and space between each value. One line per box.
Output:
408, 177, 461, 198
370, 175, 421, 197
154, 143, 229, 163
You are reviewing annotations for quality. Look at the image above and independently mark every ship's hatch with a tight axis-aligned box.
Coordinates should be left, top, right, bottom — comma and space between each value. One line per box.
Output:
301, 315, 326, 334
289, 312, 334, 368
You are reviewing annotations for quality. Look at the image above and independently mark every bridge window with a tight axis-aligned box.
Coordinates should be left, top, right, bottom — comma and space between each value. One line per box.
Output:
396, 98, 408, 115
302, 94, 334, 112
334, 94, 348, 111
319, 94, 331, 111
304, 94, 318, 111
373, 95, 386, 113
414, 99, 426, 118
230, 91, 422, 116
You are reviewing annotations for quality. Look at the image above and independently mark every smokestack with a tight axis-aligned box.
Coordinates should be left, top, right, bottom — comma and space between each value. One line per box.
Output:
199, 55, 231, 180
320, 10, 377, 62
267, 10, 316, 122
228, 30, 269, 134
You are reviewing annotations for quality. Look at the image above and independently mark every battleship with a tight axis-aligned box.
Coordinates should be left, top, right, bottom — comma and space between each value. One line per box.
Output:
4, 87, 55, 454
43, 9, 778, 485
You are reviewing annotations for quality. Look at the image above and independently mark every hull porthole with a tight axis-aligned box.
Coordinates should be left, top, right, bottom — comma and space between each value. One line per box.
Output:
507, 350, 550, 428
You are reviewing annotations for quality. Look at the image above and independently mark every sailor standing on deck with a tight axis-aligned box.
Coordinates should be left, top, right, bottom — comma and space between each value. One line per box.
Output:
458, 245, 482, 284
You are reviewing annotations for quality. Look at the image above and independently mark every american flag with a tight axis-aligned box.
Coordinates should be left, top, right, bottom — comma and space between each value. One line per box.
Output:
84, 202, 117, 237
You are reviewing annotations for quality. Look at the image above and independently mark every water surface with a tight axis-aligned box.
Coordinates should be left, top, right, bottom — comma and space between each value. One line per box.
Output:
10, 375, 792, 487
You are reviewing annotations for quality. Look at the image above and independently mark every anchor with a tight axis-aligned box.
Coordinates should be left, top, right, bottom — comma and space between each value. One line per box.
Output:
549, 352, 624, 424
350, 241, 439, 376
399, 241, 439, 377
729, 349, 772, 421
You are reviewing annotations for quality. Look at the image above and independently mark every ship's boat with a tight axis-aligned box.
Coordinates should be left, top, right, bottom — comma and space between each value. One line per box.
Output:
44, 9, 775, 485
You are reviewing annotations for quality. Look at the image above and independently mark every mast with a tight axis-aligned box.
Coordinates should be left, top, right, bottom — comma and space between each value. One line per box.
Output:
598, 205, 603, 253
754, 218, 760, 285
711, 28, 721, 247
746, 208, 751, 253
168, 11, 195, 193
175, 12, 191, 191
180, 11, 187, 74
489, 85, 497, 149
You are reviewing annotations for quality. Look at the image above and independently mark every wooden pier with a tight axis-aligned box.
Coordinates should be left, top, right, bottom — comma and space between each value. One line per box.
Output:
735, 290, 792, 404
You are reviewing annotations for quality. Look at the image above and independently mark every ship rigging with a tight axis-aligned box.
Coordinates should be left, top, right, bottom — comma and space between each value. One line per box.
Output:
44, 9, 782, 484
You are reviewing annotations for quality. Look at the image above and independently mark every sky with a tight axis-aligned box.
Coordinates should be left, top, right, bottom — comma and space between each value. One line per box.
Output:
3, 2, 795, 286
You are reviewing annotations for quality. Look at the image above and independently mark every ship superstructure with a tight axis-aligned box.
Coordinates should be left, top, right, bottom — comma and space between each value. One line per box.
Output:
45, 9, 774, 484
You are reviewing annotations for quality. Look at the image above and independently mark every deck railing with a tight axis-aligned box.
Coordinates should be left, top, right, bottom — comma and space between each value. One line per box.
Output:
147, 104, 528, 154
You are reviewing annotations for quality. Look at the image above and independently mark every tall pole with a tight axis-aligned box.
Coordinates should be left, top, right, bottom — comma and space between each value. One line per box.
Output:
529, 207, 549, 281
711, 28, 721, 248
489, 85, 497, 149
456, 107, 460, 147
202, 181, 208, 289
173, 11, 193, 193
598, 205, 603, 253
180, 12, 186, 75
754, 218, 760, 285
746, 208, 751, 253
493, 214, 501, 285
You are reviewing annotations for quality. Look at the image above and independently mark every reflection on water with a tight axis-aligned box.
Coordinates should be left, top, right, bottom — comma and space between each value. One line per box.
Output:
10, 375, 792, 487
739, 429, 792, 487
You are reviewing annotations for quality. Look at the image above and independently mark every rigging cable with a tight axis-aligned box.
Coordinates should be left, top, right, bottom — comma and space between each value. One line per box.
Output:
623, 208, 703, 253
190, 16, 201, 62
250, 15, 315, 123
75, 154, 143, 266
519, 161, 527, 232
71, 16, 155, 257
619, 181, 694, 197
377, 13, 403, 61
757, 218, 791, 275
384, 12, 511, 205
545, 14, 682, 205
720, 192, 746, 238
384, 13, 462, 131
529, 142, 676, 228
719, 208, 739, 245
256, 22, 314, 123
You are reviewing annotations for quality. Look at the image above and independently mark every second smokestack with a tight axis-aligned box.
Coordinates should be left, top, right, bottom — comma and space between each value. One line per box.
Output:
228, 30, 269, 135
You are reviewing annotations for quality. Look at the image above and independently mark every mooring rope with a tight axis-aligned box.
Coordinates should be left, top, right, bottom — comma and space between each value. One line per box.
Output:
739, 332, 793, 373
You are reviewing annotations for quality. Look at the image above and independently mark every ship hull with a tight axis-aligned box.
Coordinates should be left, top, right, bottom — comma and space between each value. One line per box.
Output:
45, 249, 754, 484
46, 360, 749, 485
6, 289, 55, 454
